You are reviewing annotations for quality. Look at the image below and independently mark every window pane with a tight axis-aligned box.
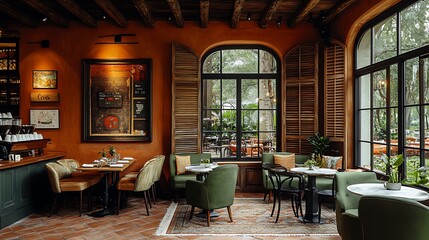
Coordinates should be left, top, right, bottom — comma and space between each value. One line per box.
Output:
259, 79, 276, 109
425, 105, 429, 144
390, 64, 398, 107
373, 69, 387, 108
222, 79, 236, 108
391, 107, 398, 141
222, 49, 258, 73
203, 109, 221, 131
373, 153, 385, 172
359, 74, 371, 108
203, 51, 220, 73
357, 29, 371, 69
203, 79, 220, 109
405, 57, 420, 105
373, 14, 397, 63
373, 109, 386, 142
241, 79, 258, 109
259, 110, 276, 131
405, 106, 420, 146
423, 58, 429, 104
359, 110, 371, 141
259, 50, 277, 73
242, 110, 258, 132
359, 142, 371, 168
400, 0, 429, 54
221, 109, 236, 136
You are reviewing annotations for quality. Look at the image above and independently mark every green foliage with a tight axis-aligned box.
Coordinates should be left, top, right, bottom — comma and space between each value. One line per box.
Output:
304, 159, 317, 168
98, 149, 107, 158
108, 145, 116, 156
307, 133, 330, 156
381, 153, 404, 183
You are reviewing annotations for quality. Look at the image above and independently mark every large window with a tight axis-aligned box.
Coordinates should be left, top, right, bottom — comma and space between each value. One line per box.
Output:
355, 0, 429, 186
202, 46, 280, 160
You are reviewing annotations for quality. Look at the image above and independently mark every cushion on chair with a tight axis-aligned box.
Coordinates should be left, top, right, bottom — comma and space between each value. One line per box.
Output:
274, 154, 295, 170
59, 178, 93, 192
321, 155, 343, 169
117, 177, 136, 191
176, 155, 191, 175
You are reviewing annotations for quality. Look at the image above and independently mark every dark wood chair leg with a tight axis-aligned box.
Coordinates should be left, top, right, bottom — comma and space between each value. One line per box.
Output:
275, 191, 281, 223
143, 191, 150, 216
48, 193, 59, 217
117, 190, 121, 215
206, 210, 210, 226
227, 206, 233, 222
79, 191, 83, 217
189, 206, 195, 220
270, 190, 277, 217
318, 194, 322, 223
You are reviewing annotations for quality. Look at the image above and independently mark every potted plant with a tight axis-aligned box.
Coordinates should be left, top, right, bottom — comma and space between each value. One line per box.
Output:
307, 133, 330, 166
304, 159, 318, 170
381, 153, 404, 190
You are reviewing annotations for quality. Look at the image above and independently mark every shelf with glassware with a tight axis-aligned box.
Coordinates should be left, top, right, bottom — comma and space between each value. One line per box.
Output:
0, 36, 20, 117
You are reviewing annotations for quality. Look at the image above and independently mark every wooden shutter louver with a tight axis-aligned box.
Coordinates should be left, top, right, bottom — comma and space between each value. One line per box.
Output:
172, 43, 200, 153
324, 41, 346, 141
283, 43, 318, 154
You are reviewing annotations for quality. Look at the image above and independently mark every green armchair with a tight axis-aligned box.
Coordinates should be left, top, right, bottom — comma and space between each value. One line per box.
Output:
169, 153, 212, 201
185, 164, 239, 226
359, 195, 429, 240
335, 172, 382, 240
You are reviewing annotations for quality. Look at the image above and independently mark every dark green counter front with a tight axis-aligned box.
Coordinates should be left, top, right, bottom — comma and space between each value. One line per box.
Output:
0, 152, 65, 229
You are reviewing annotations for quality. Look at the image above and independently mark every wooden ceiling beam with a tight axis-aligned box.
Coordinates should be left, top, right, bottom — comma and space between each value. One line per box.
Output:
259, 0, 283, 29
288, 0, 320, 28
23, 0, 69, 28
166, 0, 184, 28
0, 0, 38, 27
94, 0, 127, 28
200, 0, 209, 28
132, 0, 155, 28
322, 0, 357, 23
231, 0, 245, 29
56, 0, 97, 28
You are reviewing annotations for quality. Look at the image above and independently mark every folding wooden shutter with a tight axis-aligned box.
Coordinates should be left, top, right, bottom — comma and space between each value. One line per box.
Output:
171, 43, 201, 153
324, 40, 346, 141
283, 43, 318, 154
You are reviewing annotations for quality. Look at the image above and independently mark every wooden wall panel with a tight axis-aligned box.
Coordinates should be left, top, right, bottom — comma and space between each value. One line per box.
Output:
324, 41, 346, 141
283, 43, 318, 155
171, 43, 201, 153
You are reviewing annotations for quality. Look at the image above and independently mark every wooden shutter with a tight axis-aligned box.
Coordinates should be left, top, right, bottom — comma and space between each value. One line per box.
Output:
324, 40, 346, 141
283, 43, 318, 154
171, 43, 201, 153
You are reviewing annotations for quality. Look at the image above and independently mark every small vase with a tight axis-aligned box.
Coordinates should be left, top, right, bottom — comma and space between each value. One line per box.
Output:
384, 182, 401, 190
308, 165, 314, 170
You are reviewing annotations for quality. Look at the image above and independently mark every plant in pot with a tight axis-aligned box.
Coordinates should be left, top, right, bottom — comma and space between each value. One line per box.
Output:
381, 153, 404, 190
304, 158, 318, 170
307, 133, 331, 167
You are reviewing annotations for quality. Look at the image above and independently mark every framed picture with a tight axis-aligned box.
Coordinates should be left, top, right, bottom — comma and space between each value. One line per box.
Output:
30, 109, 60, 129
33, 70, 58, 89
82, 59, 151, 142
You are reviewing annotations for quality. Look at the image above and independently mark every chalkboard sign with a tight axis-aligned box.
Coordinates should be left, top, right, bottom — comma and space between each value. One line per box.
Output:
98, 92, 123, 108
133, 81, 146, 97
133, 99, 146, 118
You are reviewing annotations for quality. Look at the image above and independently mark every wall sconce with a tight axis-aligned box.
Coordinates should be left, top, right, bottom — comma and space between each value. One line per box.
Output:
27, 40, 50, 48
277, 17, 282, 28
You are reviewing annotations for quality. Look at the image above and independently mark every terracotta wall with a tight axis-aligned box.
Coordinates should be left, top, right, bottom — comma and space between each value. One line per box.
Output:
13, 20, 319, 173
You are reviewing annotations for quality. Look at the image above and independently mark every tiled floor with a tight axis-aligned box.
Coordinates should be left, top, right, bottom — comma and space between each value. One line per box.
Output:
0, 192, 340, 240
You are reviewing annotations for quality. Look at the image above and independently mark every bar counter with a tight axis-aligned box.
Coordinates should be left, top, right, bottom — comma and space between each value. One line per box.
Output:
0, 152, 65, 229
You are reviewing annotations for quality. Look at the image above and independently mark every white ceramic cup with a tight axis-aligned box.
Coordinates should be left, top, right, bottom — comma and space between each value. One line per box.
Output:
15, 155, 21, 162
8, 154, 15, 161
4, 135, 11, 142
11, 135, 17, 142
38, 134, 43, 139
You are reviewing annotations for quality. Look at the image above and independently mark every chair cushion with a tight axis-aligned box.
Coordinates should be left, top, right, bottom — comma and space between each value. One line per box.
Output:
274, 154, 295, 170
124, 171, 138, 179
59, 178, 92, 192
345, 208, 358, 217
117, 177, 136, 191
322, 155, 343, 169
173, 174, 197, 189
176, 155, 191, 175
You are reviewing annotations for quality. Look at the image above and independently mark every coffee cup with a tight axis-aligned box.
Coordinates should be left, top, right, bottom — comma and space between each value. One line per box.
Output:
11, 135, 17, 142
8, 154, 15, 162
15, 155, 21, 162
4, 135, 11, 142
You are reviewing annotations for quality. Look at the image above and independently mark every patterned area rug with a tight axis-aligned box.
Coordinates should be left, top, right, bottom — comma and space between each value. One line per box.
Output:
156, 198, 339, 237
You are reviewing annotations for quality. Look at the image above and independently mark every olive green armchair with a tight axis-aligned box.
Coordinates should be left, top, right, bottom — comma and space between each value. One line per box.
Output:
335, 172, 382, 240
359, 195, 429, 240
185, 164, 239, 226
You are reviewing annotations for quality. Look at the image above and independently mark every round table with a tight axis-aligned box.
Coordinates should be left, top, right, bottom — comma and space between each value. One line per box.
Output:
347, 183, 429, 201
290, 167, 337, 223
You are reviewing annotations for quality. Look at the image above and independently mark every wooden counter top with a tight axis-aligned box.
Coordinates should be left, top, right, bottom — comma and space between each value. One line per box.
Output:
0, 152, 65, 170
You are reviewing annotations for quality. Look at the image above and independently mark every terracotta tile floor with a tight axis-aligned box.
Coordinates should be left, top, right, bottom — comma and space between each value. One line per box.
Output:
0, 192, 340, 240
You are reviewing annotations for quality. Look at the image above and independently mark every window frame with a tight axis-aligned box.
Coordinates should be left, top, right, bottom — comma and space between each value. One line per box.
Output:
201, 45, 281, 161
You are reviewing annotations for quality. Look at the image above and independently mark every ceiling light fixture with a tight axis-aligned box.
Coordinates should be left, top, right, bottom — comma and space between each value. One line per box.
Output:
103, 15, 106, 19
277, 17, 282, 28
42, 17, 47, 22
247, 14, 251, 21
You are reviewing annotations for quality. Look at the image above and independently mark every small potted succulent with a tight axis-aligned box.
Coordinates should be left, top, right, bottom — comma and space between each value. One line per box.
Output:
381, 153, 404, 190
200, 158, 211, 168
304, 159, 318, 170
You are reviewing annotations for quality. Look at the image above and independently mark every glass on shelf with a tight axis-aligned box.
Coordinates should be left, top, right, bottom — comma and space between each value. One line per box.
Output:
0, 118, 12, 139
10, 118, 21, 134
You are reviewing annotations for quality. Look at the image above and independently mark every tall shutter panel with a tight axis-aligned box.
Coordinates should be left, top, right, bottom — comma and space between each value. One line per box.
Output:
171, 43, 201, 153
283, 43, 318, 154
324, 41, 346, 141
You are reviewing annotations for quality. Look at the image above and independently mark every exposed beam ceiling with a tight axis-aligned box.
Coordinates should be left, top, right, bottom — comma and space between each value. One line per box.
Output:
23, 0, 69, 28
94, 0, 127, 28
259, 0, 283, 29
56, 0, 97, 28
132, 0, 155, 28
0, 0, 37, 28
322, 0, 358, 24
231, 0, 246, 29
200, 0, 209, 28
288, 0, 320, 28
166, 0, 184, 28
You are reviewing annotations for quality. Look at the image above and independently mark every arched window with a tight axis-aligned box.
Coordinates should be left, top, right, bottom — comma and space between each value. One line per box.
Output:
355, 0, 429, 186
201, 46, 280, 160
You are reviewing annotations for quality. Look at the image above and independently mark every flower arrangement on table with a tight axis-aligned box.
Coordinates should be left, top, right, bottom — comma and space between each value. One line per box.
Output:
98, 145, 119, 165
200, 158, 211, 168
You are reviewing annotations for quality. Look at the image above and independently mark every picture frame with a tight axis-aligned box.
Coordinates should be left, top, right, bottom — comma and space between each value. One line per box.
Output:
30, 109, 60, 129
32, 70, 58, 89
82, 59, 152, 142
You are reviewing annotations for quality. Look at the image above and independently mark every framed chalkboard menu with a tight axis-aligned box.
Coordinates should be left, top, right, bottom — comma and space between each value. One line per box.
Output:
82, 59, 151, 142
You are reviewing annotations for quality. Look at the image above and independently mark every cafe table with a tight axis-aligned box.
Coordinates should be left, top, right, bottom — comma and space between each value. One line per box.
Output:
77, 158, 135, 217
290, 167, 337, 223
347, 183, 429, 202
